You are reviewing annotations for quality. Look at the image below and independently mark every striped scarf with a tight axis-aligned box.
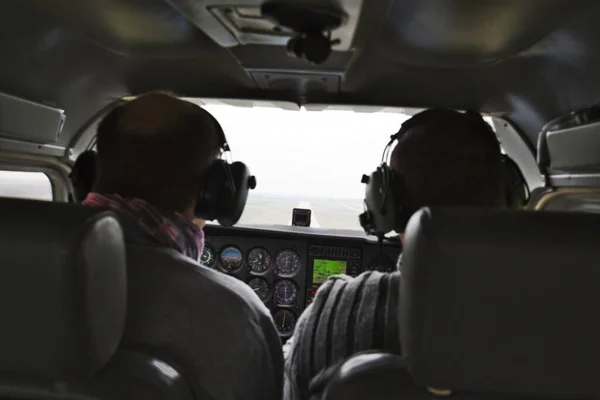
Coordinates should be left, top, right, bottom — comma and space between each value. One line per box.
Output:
83, 192, 204, 261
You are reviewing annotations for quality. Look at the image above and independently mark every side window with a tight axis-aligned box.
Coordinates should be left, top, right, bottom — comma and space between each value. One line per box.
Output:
0, 170, 53, 201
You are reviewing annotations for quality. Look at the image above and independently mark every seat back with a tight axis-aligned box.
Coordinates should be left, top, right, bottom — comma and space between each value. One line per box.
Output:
119, 223, 287, 400
401, 207, 600, 399
0, 198, 193, 400
320, 207, 600, 400
313, 352, 415, 400
87, 350, 195, 400
318, 351, 561, 400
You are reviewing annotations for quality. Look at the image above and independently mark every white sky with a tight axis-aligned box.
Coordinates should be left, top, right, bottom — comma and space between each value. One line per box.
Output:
0, 171, 52, 200
201, 105, 410, 199
0, 105, 495, 210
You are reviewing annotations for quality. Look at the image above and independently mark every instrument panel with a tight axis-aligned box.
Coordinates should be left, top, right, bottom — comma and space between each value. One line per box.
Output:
201, 225, 401, 339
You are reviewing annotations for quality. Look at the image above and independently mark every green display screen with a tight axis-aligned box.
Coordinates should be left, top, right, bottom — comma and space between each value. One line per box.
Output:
312, 259, 347, 284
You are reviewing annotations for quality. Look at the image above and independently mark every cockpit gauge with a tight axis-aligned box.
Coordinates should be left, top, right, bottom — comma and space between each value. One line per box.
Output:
273, 309, 296, 335
275, 249, 301, 276
247, 247, 271, 273
274, 279, 298, 305
219, 246, 243, 273
200, 244, 216, 268
248, 277, 271, 302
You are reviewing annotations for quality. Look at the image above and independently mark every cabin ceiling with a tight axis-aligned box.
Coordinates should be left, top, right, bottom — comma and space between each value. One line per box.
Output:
2, 0, 600, 150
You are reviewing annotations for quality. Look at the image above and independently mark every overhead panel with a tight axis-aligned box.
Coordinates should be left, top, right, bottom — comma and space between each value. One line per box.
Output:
165, 0, 362, 51
0, 93, 65, 144
208, 5, 295, 46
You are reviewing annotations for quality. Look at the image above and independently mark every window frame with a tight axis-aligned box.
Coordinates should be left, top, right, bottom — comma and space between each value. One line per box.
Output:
0, 157, 70, 202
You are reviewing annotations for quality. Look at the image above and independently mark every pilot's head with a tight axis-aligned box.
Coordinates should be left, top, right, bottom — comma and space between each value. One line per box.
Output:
390, 109, 506, 235
94, 91, 221, 220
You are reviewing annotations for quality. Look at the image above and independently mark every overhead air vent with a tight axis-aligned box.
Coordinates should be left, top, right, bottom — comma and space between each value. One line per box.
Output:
249, 70, 341, 95
208, 5, 294, 46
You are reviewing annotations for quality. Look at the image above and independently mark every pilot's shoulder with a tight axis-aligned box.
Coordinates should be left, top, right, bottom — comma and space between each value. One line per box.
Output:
190, 261, 271, 316
313, 271, 387, 304
287, 271, 399, 388
135, 245, 271, 319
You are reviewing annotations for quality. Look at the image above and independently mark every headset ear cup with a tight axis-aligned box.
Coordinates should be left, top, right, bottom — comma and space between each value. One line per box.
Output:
70, 150, 97, 203
501, 155, 529, 208
195, 160, 227, 220
194, 160, 255, 227
361, 164, 399, 235
217, 162, 252, 227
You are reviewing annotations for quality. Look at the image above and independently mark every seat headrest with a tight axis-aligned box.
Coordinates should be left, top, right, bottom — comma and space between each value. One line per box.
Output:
318, 352, 417, 400
0, 198, 126, 380
401, 207, 600, 399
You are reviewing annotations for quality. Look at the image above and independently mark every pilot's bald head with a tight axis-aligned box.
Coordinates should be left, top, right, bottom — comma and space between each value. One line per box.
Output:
94, 91, 221, 214
390, 109, 506, 229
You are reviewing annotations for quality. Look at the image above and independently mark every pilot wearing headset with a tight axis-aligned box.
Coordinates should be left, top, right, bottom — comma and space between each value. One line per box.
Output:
71, 92, 282, 400
284, 109, 529, 400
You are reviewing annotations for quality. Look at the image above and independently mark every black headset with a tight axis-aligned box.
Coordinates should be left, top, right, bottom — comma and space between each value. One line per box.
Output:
358, 110, 529, 237
70, 110, 256, 227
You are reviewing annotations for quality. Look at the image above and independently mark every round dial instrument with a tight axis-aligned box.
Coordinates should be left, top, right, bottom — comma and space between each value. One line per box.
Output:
274, 279, 298, 305
219, 246, 243, 272
273, 309, 297, 335
199, 244, 216, 268
248, 277, 270, 302
247, 247, 271, 273
275, 249, 301, 276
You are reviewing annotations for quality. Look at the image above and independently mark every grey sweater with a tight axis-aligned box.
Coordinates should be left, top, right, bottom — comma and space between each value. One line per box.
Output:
283, 265, 402, 400
119, 215, 284, 400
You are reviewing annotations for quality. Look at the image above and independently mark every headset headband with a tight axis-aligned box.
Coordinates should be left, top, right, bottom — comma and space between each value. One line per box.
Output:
205, 111, 229, 153
382, 109, 475, 165
383, 109, 498, 161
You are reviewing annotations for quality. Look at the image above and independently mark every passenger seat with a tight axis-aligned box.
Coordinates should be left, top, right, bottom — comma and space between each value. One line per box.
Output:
317, 207, 600, 400
0, 198, 194, 400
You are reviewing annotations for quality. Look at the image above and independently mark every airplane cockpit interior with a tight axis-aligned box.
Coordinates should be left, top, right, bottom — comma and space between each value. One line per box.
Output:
2, 1, 600, 399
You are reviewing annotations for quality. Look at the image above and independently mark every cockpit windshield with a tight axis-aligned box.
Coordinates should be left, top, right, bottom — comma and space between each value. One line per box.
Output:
194, 99, 412, 231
